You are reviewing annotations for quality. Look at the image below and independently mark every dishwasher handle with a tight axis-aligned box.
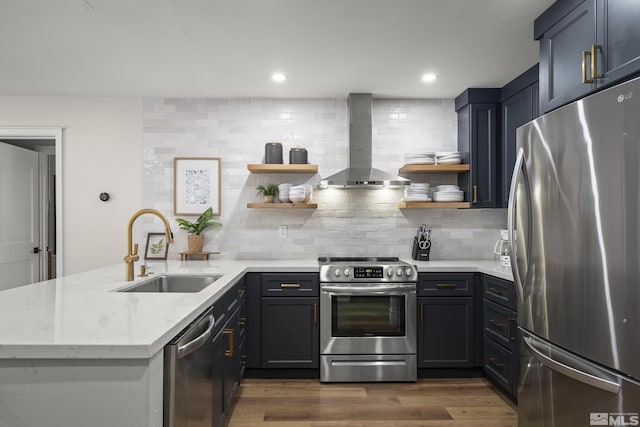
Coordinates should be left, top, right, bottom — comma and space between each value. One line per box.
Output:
177, 314, 216, 359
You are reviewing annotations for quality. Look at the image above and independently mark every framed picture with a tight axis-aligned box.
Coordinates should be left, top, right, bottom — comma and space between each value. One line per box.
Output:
144, 233, 169, 260
174, 157, 221, 216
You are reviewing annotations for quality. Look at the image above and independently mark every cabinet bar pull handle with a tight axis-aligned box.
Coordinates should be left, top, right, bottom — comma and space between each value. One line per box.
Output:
313, 303, 317, 324
489, 357, 504, 368
508, 317, 516, 341
420, 303, 424, 324
591, 45, 603, 79
489, 319, 504, 329
436, 283, 457, 289
280, 283, 301, 288
223, 329, 234, 358
488, 287, 504, 296
582, 50, 593, 83
473, 185, 478, 204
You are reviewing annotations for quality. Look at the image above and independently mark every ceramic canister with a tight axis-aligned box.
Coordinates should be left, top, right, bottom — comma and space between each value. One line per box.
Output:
265, 142, 283, 164
289, 146, 308, 164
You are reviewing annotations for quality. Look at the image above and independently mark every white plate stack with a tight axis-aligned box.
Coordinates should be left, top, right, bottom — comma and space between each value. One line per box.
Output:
404, 183, 431, 202
433, 184, 464, 202
435, 151, 462, 165
404, 152, 435, 165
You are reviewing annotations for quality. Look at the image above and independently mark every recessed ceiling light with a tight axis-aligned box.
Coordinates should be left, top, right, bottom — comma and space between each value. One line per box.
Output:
272, 72, 287, 83
421, 73, 437, 83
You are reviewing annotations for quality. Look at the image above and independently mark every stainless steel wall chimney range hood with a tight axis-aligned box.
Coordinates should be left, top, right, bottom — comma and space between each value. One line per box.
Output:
319, 93, 410, 188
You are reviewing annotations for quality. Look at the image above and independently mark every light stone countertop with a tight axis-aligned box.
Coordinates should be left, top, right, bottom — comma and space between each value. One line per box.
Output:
0, 259, 512, 360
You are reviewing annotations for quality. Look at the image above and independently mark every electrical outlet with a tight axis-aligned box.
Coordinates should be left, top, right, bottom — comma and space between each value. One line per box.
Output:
278, 225, 287, 238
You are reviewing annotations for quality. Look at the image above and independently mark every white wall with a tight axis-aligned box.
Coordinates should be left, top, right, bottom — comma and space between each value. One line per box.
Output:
0, 96, 507, 274
0, 97, 143, 274
143, 98, 507, 260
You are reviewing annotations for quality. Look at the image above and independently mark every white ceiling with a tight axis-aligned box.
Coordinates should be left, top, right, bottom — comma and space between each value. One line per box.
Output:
0, 0, 555, 99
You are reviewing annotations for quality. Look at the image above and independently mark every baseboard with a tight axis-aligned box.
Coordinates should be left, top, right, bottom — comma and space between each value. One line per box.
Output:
244, 368, 320, 379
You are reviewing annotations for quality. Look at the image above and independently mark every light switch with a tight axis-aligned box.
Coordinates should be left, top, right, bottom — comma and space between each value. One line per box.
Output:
279, 225, 287, 238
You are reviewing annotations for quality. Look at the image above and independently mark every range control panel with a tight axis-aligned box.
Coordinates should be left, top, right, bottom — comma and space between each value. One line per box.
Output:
319, 259, 418, 283
353, 267, 383, 279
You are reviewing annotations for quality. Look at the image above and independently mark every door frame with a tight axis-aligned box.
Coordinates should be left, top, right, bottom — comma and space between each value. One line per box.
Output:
0, 127, 63, 278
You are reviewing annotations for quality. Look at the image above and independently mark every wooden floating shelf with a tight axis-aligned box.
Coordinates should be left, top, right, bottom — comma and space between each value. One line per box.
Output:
398, 164, 470, 174
398, 201, 471, 209
247, 164, 318, 174
247, 203, 318, 209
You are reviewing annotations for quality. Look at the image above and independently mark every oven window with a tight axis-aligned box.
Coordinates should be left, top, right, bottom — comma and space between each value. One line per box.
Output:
331, 295, 405, 337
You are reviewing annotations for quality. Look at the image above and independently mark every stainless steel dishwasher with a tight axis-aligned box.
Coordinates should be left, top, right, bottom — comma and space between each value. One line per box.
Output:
164, 306, 216, 427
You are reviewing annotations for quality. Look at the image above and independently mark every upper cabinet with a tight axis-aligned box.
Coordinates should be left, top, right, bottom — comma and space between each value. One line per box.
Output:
595, 0, 640, 87
455, 88, 501, 209
499, 64, 539, 208
536, 0, 640, 113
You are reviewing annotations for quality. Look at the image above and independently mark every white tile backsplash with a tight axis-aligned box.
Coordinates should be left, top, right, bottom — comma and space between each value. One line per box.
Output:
142, 97, 506, 260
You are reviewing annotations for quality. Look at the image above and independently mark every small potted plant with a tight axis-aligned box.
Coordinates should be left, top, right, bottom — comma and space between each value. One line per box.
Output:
256, 183, 278, 203
175, 207, 221, 253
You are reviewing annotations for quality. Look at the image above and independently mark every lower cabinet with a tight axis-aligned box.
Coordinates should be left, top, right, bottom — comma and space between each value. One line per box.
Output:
260, 273, 320, 369
262, 297, 319, 368
482, 275, 518, 401
418, 296, 474, 368
417, 273, 477, 368
212, 280, 245, 427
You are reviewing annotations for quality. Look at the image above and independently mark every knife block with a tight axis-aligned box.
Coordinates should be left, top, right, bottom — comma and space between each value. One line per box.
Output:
411, 236, 431, 261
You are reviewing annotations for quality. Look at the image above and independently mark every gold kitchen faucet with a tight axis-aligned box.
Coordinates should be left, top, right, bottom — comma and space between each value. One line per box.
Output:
124, 209, 174, 281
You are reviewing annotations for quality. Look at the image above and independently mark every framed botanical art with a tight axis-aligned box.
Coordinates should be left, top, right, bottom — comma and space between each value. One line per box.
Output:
144, 232, 169, 260
173, 157, 221, 216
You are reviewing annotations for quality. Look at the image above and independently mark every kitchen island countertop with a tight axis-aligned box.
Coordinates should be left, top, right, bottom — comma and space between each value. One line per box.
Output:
0, 259, 512, 360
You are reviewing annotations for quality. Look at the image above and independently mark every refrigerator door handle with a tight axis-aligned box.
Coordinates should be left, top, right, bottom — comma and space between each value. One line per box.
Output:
523, 335, 621, 394
508, 146, 525, 302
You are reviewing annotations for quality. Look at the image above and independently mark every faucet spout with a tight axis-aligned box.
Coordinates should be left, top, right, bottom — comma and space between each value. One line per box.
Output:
125, 208, 174, 281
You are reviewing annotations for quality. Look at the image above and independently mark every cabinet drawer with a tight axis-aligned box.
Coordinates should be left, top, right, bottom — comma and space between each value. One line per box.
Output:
484, 336, 517, 398
261, 273, 319, 297
483, 299, 517, 351
418, 273, 474, 296
483, 275, 516, 310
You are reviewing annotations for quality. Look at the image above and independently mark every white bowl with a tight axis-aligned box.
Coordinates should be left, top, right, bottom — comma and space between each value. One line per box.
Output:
278, 192, 290, 203
290, 193, 306, 203
278, 183, 292, 202
303, 185, 313, 202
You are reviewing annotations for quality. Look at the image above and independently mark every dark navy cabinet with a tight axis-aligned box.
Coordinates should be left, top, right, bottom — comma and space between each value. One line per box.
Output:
260, 273, 319, 369
244, 273, 262, 369
536, 0, 640, 113
499, 64, 539, 207
417, 273, 478, 368
596, 0, 640, 87
455, 89, 501, 208
482, 275, 518, 402
212, 279, 245, 427
536, 0, 597, 113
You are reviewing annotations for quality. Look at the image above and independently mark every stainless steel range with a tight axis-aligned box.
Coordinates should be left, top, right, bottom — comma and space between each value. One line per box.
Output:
318, 257, 418, 382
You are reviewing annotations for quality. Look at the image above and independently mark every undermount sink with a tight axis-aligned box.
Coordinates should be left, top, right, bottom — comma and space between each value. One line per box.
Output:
119, 274, 221, 293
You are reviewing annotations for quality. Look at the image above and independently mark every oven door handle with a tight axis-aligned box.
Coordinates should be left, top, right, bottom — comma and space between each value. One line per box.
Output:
321, 284, 416, 294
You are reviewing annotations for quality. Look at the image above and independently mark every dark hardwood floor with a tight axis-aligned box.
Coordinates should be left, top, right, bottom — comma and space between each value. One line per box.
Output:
227, 378, 517, 426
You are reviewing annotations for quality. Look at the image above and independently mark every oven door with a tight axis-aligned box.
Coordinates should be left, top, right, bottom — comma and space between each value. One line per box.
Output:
320, 283, 416, 355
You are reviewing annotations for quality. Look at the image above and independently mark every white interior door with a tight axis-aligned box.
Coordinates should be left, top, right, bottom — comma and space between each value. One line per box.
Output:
0, 142, 40, 290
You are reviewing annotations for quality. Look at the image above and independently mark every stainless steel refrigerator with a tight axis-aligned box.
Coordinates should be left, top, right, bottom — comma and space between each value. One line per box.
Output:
509, 76, 640, 426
